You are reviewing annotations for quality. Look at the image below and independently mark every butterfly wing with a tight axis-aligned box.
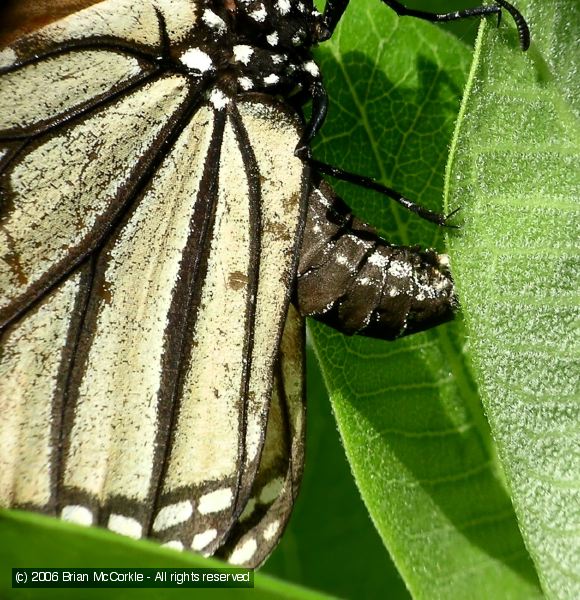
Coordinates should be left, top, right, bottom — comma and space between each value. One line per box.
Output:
0, 0, 208, 328
0, 0, 199, 512
219, 303, 305, 567
0, 0, 309, 567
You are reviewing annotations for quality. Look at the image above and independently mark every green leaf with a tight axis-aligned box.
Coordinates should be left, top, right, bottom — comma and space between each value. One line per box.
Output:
446, 1, 580, 597
263, 347, 410, 599
308, 0, 543, 597
0, 510, 333, 600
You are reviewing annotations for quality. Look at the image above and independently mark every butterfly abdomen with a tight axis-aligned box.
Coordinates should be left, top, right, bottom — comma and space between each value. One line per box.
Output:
296, 182, 456, 339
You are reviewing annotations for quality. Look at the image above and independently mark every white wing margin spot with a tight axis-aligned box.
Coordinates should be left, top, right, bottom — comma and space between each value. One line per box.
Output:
61, 505, 94, 526
107, 514, 143, 539
152, 501, 194, 532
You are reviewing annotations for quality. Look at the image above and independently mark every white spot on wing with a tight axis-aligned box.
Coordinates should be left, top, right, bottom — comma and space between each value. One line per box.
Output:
229, 538, 258, 565
180, 48, 213, 73
107, 514, 142, 539
191, 528, 218, 550
162, 540, 184, 550
233, 44, 254, 65
152, 500, 193, 532
209, 88, 229, 110
202, 9, 226, 32
61, 505, 93, 526
249, 4, 267, 22
263, 519, 280, 541
264, 74, 280, 85
259, 477, 284, 504
198, 487, 233, 514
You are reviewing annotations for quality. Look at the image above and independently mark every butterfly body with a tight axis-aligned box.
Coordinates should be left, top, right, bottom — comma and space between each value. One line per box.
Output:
169, 0, 322, 96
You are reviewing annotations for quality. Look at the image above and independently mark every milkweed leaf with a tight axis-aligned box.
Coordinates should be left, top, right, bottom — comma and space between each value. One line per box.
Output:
446, 1, 580, 597
0, 510, 333, 600
309, 0, 543, 597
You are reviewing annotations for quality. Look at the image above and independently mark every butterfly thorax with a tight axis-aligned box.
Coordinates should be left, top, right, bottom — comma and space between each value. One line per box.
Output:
174, 0, 323, 101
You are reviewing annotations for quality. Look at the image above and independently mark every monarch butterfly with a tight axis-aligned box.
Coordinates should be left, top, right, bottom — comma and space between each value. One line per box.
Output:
0, 0, 529, 568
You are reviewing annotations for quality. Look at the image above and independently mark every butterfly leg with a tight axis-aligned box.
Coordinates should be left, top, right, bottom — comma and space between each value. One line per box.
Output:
312, 159, 460, 227
381, 0, 529, 49
293, 80, 328, 161
317, 0, 529, 50
293, 81, 457, 227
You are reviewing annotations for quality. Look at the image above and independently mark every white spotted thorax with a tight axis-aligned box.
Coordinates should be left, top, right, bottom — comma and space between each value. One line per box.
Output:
174, 0, 323, 105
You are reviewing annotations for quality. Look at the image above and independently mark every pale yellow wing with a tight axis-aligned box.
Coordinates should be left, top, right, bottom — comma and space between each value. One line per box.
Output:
219, 303, 306, 567
0, 0, 309, 568
0, 0, 204, 327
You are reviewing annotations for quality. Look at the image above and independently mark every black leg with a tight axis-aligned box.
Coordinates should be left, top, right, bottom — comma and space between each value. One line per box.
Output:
381, 0, 498, 23
294, 80, 328, 160
309, 158, 460, 227
381, 0, 529, 50
319, 0, 529, 50
494, 0, 530, 50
